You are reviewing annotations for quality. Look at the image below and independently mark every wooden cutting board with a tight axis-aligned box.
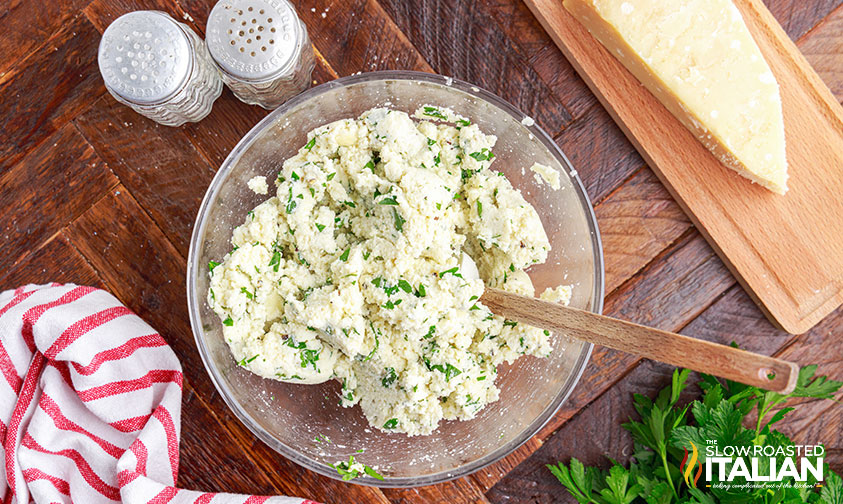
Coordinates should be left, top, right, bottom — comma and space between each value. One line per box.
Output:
525, 0, 843, 334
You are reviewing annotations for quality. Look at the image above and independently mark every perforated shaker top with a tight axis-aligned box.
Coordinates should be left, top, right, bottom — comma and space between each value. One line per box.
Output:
98, 11, 193, 105
206, 0, 301, 82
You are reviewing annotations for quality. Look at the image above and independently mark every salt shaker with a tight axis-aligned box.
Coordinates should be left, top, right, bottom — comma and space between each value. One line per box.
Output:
205, 0, 315, 110
98, 11, 223, 127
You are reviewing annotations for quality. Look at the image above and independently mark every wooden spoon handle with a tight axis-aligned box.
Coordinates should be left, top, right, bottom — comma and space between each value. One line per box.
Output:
480, 288, 799, 394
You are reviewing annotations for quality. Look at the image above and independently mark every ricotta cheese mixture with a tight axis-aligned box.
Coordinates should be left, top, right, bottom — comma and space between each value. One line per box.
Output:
208, 106, 571, 436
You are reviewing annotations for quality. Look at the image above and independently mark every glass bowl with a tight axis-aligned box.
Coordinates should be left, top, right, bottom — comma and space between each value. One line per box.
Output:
187, 71, 604, 487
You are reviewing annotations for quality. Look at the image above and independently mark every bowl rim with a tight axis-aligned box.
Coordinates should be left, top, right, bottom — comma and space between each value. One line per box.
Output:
187, 70, 605, 487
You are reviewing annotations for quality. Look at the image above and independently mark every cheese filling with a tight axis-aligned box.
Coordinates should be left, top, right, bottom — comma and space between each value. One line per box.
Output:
207, 107, 570, 435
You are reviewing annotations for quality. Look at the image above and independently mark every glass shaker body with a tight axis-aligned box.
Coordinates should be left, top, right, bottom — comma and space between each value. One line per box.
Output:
98, 11, 223, 127
206, 0, 315, 110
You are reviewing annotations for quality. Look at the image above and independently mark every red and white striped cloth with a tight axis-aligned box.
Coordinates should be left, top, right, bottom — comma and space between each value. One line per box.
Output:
0, 284, 317, 504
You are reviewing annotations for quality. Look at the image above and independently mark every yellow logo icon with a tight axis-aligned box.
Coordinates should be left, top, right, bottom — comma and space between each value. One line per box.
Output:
681, 441, 703, 488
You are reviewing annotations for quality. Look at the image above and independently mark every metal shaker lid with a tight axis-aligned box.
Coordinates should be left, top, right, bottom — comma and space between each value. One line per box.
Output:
206, 0, 302, 82
98, 11, 193, 105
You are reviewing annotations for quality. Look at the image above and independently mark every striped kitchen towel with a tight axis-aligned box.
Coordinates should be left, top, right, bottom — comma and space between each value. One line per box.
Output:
0, 284, 317, 504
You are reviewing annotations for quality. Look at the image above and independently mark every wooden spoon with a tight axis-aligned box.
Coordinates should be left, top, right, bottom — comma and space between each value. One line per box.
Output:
480, 287, 799, 394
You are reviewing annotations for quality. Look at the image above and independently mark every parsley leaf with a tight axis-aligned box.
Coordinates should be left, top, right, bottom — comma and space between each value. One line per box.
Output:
468, 148, 494, 162
397, 279, 413, 293
422, 106, 448, 120
268, 250, 281, 272
363, 465, 384, 481
381, 367, 397, 388
438, 266, 462, 278
392, 208, 405, 232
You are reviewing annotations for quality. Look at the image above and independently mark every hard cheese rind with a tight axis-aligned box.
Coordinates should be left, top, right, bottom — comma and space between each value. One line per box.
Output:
564, 0, 788, 194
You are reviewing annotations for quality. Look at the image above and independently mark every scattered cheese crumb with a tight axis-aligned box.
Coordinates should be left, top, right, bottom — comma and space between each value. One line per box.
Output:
247, 175, 269, 195
530, 162, 561, 191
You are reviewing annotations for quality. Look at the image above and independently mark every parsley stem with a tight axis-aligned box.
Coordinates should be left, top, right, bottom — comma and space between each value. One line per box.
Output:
660, 450, 679, 501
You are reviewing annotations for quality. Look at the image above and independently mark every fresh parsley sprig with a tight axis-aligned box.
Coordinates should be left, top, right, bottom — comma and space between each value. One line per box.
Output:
548, 360, 842, 504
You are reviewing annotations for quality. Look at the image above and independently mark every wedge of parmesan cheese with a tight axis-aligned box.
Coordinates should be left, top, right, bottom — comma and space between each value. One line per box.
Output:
564, 0, 788, 194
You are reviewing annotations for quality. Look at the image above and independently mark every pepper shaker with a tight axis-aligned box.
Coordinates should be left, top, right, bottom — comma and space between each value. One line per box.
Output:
205, 0, 315, 110
98, 11, 223, 127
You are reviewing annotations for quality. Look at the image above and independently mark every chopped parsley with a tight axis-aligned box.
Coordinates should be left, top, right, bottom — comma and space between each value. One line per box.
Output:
456, 118, 471, 127
397, 279, 413, 293
342, 200, 357, 208
223, 316, 233, 326
326, 172, 336, 181
382, 299, 402, 309
392, 208, 405, 232
208, 260, 220, 272
339, 248, 350, 262
378, 196, 399, 206
422, 106, 448, 120
364, 159, 375, 170
299, 348, 320, 370
381, 367, 398, 388
238, 354, 259, 366
315, 222, 326, 232
329, 455, 383, 482
423, 325, 436, 339
477, 200, 483, 217
426, 361, 462, 382
304, 137, 316, 150
363, 323, 380, 361
415, 283, 426, 297
364, 465, 384, 480
461, 167, 480, 180
372, 276, 400, 296
290, 171, 300, 181
240, 287, 254, 300
503, 320, 518, 328
382, 418, 398, 429
438, 266, 462, 278
469, 148, 495, 161
268, 250, 281, 272
285, 186, 297, 214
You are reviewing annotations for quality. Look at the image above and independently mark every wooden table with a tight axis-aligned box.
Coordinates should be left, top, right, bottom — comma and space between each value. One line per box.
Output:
1, 1, 840, 502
